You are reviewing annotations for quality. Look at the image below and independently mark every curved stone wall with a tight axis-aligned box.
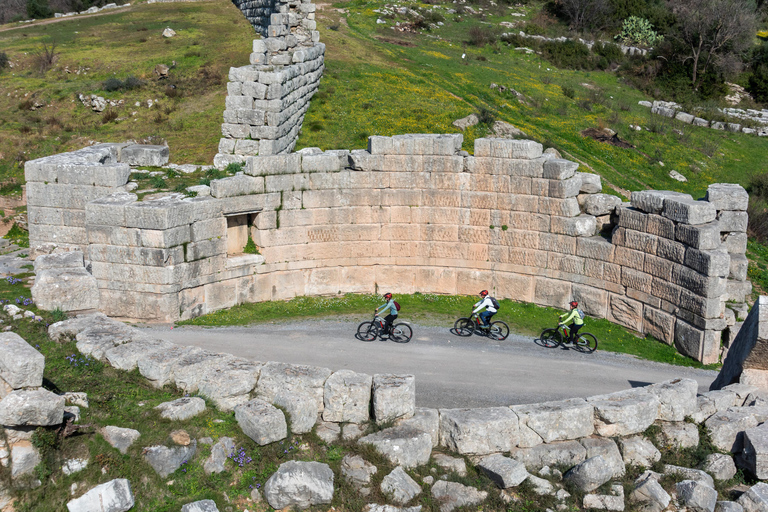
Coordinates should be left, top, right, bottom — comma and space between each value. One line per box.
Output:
25, 135, 751, 365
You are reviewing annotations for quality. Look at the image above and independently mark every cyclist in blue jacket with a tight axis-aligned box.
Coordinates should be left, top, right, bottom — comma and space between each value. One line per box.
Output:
375, 292, 398, 337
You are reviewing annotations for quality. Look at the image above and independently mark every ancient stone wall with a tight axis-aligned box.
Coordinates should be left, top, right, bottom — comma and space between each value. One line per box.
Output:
25, 135, 751, 364
215, 0, 324, 166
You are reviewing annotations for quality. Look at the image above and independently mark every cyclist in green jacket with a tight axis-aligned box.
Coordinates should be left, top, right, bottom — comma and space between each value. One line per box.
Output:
559, 301, 584, 344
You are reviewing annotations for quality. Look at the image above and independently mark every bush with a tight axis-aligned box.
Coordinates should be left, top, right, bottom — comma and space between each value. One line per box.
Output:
541, 40, 591, 69
594, 42, 624, 63
468, 26, 498, 46
0, 53, 8, 70
102, 78, 123, 92
32, 40, 58, 74
748, 42, 768, 104
477, 107, 495, 125
561, 85, 576, 98
614, 16, 663, 47
26, 0, 51, 19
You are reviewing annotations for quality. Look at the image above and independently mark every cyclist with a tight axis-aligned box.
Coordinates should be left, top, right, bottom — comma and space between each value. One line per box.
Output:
375, 293, 398, 337
472, 290, 497, 329
559, 301, 585, 344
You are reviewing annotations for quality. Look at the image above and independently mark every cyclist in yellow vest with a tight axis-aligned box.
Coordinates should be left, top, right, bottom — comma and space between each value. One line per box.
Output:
559, 301, 584, 344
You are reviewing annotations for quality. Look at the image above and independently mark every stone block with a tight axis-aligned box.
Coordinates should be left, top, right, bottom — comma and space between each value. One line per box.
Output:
32, 267, 100, 312
676, 222, 722, 250
550, 215, 597, 237
730, 254, 748, 281
474, 138, 543, 159
577, 172, 602, 193
676, 480, 718, 512
273, 393, 317, 435
580, 437, 625, 478
549, 176, 582, 198
543, 159, 579, 180
210, 175, 263, 198
0, 333, 45, 389
587, 388, 660, 436
0, 389, 64, 426
737, 483, 768, 512
619, 436, 661, 467
380, 466, 421, 504
607, 294, 643, 332
724, 232, 748, 254
584, 194, 622, 216
510, 440, 587, 471
439, 407, 518, 455
632, 190, 691, 215
706, 184, 749, 211
663, 197, 717, 225
718, 211, 748, 233
643, 308, 675, 344
477, 454, 529, 488
685, 248, 731, 277
322, 370, 372, 424
565, 455, 614, 492
395, 408, 440, 448
119, 145, 169, 167
647, 214, 676, 239
358, 425, 433, 468
66, 479, 134, 512
741, 424, 768, 478
705, 409, 758, 452
246, 154, 302, 176
617, 207, 648, 231
533, 277, 571, 310
257, 361, 332, 413
372, 374, 415, 424
511, 398, 594, 444
234, 398, 287, 445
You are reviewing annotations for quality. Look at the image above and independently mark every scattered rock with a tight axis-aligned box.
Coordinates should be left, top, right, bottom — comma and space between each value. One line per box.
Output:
659, 421, 699, 449
100, 426, 141, 455
619, 436, 661, 468
62, 458, 88, 475
162, 28, 176, 38
342, 423, 367, 441
664, 464, 715, 489
143, 441, 196, 478
676, 479, 718, 512
63, 392, 89, 409
234, 399, 287, 446
431, 480, 487, 512
381, 466, 421, 505
564, 455, 614, 492
669, 170, 687, 182
315, 419, 341, 443
477, 453, 529, 488
701, 453, 737, 481
341, 454, 377, 487
180, 499, 219, 512
0, 388, 64, 426
203, 437, 234, 475
629, 477, 671, 512
263, 460, 334, 510
452, 114, 479, 131
170, 429, 191, 446
432, 453, 467, 477
155, 397, 206, 421
492, 120, 527, 138
66, 478, 134, 512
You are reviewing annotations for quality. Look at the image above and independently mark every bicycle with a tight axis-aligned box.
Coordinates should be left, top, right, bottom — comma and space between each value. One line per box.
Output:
356, 314, 413, 343
538, 321, 598, 353
453, 312, 509, 341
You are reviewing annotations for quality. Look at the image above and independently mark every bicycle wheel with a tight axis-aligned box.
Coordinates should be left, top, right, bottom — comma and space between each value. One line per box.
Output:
390, 323, 413, 343
575, 332, 598, 353
356, 321, 378, 342
538, 328, 562, 348
453, 318, 474, 337
488, 321, 509, 341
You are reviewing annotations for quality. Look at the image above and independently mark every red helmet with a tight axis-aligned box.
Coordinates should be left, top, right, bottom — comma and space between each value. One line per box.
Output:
480, 290, 488, 297
384, 292, 392, 300
570, 301, 578, 308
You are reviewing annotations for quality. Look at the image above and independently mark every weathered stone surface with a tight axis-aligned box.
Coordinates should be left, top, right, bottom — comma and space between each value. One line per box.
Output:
263, 460, 334, 510
631, 190, 691, 215
0, 333, 45, 389
396, 408, 439, 447
701, 453, 737, 481
512, 398, 594, 444
585, 194, 622, 216
663, 196, 717, 225
373, 374, 416, 424
658, 421, 699, 449
741, 423, 768, 478
580, 437, 625, 478
565, 455, 614, 492
180, 500, 219, 512
677, 480, 718, 512
646, 378, 697, 421
510, 440, 587, 471
120, 144, 169, 166
439, 407, 518, 455
315, 420, 340, 443
100, 426, 140, 454
48, 312, 112, 342
715, 501, 743, 512
664, 465, 715, 489
358, 425, 432, 468
705, 410, 758, 452
583, 493, 625, 511
11, 440, 40, 479
738, 483, 768, 512
706, 184, 749, 211
619, 436, 661, 467
234, 399, 287, 446
587, 388, 660, 436
0, 389, 64, 426
77, 322, 151, 361
203, 437, 235, 475
197, 357, 261, 412
341, 454, 377, 487
342, 423, 366, 440
543, 159, 579, 180
63, 392, 88, 409
143, 440, 196, 478
629, 477, 671, 512
578, 172, 602, 194
273, 392, 317, 434
171, 350, 223, 393
430, 480, 487, 512
104, 338, 175, 371
155, 397, 206, 421
364, 506, 422, 512
257, 361, 331, 412
33, 251, 85, 271
32, 267, 100, 312
323, 369, 372, 423
452, 114, 479, 130
432, 453, 467, 476
381, 466, 421, 505
66, 478, 134, 512
477, 453, 529, 488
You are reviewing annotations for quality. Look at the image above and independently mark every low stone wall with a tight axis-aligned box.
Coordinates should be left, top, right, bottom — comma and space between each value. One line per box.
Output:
642, 100, 768, 137
26, 135, 751, 364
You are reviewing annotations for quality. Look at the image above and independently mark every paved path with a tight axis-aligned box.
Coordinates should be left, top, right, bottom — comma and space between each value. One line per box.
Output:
142, 320, 717, 409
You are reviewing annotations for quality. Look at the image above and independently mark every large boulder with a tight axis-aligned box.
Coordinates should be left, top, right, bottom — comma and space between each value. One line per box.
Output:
66, 478, 134, 512
439, 407, 518, 455
234, 399, 287, 446
0, 333, 45, 389
143, 441, 197, 478
676, 480, 718, 512
263, 460, 334, 510
738, 482, 768, 512
430, 480, 487, 512
323, 369, 372, 423
564, 455, 614, 492
373, 374, 416, 424
510, 440, 586, 472
629, 477, 671, 512
32, 267, 100, 312
705, 410, 758, 453
358, 425, 432, 468
476, 453, 529, 488
0, 389, 64, 426
273, 392, 317, 434
100, 426, 140, 454
511, 398, 594, 445
381, 466, 421, 505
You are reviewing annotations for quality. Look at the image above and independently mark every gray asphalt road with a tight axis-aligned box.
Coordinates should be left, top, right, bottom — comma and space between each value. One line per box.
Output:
141, 320, 717, 409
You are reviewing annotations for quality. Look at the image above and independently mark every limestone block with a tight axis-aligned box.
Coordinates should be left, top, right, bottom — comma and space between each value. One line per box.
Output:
533, 277, 571, 310
358, 425, 433, 468
31, 267, 100, 313
587, 388, 660, 436
431, 480, 487, 512
257, 361, 332, 413
433, 453, 467, 476
631, 190, 691, 215
474, 138, 543, 159
234, 139, 259, 156
395, 408, 440, 447
66, 479, 134, 512
511, 398, 594, 444
137, 345, 196, 387
685, 248, 731, 278
380, 466, 421, 504
565, 455, 614, 492
629, 477, 670, 512
676, 222, 722, 250
577, 172, 602, 193
617, 206, 647, 231
730, 254, 748, 281
675, 112, 695, 123
619, 436, 660, 467
676, 480, 718, 512
718, 211, 748, 233
210, 175, 263, 198
477, 454, 529, 488
373, 374, 416, 424
543, 159, 579, 180
571, 284, 608, 318
341, 454, 377, 487
0, 333, 45, 389
273, 392, 317, 434
741, 424, 768, 478
643, 307, 675, 345
737, 483, 768, 511
197, 358, 261, 412
647, 214, 676, 239
0, 389, 64, 426
701, 453, 737, 481
10, 439, 40, 479
119, 145, 169, 167
550, 215, 597, 237
706, 184, 749, 211
104, 338, 175, 371
439, 407, 518, 455
144, 441, 197, 478
155, 397, 206, 421
234, 399, 287, 445
584, 194, 622, 216
663, 197, 717, 225
705, 409, 759, 452
580, 437, 625, 478
607, 294, 643, 332
85, 191, 137, 227
322, 369, 372, 424
509, 440, 586, 471
549, 176, 582, 198
658, 421, 699, 449
645, 378, 698, 421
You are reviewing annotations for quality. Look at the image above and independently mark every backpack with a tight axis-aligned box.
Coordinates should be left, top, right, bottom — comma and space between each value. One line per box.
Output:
577, 308, 585, 320
490, 297, 500, 310
394, 301, 401, 312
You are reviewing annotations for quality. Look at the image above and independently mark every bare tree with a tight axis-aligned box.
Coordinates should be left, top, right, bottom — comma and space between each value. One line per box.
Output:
558, 0, 613, 32
668, 0, 757, 90
0, 0, 27, 24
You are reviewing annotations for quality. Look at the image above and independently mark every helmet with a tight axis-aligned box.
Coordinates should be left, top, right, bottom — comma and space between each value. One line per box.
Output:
570, 301, 578, 308
480, 290, 488, 297
384, 292, 392, 300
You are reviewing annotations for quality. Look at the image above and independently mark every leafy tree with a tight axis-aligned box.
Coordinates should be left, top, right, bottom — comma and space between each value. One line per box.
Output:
667, 0, 756, 90
26, 0, 51, 19
615, 16, 663, 47
748, 42, 768, 103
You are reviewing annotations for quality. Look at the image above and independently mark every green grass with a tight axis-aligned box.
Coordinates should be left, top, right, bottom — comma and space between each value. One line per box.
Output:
179, 292, 719, 370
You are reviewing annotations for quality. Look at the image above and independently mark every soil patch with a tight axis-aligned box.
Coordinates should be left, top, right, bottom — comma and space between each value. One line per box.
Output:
374, 36, 416, 46
581, 127, 636, 149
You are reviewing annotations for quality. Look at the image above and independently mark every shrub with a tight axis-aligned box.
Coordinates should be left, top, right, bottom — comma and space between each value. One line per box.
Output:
541, 40, 592, 69
748, 42, 768, 103
102, 78, 123, 92
614, 16, 663, 47
124, 76, 142, 90
0, 53, 8, 70
225, 162, 244, 174
468, 26, 497, 46
243, 235, 260, 254
26, 0, 51, 19
477, 107, 495, 125
594, 42, 624, 63
32, 40, 58, 74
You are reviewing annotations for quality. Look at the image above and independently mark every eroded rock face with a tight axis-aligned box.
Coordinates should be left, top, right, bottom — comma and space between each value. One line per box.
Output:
263, 460, 334, 510
273, 392, 317, 434
373, 374, 416, 424
66, 478, 134, 512
738, 482, 768, 512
